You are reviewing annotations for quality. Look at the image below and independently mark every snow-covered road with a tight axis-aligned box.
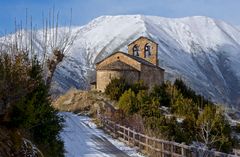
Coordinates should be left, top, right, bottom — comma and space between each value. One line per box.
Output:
60, 112, 145, 157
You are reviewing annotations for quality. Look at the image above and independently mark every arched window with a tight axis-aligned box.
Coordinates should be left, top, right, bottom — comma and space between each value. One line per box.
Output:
133, 45, 139, 56
144, 43, 151, 58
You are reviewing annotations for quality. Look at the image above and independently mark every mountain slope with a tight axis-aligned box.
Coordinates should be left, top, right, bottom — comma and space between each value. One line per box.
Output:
2, 15, 240, 107
53, 15, 240, 107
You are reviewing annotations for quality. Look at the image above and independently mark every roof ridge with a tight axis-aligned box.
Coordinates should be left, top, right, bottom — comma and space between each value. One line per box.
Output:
127, 36, 158, 46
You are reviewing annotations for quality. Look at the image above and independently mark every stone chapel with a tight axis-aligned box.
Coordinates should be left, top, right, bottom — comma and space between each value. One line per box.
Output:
95, 36, 164, 92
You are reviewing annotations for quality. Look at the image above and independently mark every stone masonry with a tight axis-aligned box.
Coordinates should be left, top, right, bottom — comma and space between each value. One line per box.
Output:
95, 36, 164, 92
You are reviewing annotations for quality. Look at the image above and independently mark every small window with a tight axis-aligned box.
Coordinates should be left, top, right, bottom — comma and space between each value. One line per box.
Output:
144, 43, 151, 58
133, 45, 139, 56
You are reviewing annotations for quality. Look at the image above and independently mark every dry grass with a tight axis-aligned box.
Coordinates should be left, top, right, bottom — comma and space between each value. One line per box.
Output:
52, 89, 117, 115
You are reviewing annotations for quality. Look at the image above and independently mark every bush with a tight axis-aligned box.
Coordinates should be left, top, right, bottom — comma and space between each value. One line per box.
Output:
180, 116, 197, 144
139, 98, 161, 118
171, 94, 199, 118
118, 89, 138, 115
105, 78, 130, 100
130, 80, 148, 94
174, 79, 213, 109
150, 83, 171, 107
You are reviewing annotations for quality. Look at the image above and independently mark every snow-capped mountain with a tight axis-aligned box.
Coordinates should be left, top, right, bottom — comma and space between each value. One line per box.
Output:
2, 15, 240, 108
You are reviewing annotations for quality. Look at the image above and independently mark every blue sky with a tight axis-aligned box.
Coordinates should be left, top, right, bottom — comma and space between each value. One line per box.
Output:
0, 0, 239, 34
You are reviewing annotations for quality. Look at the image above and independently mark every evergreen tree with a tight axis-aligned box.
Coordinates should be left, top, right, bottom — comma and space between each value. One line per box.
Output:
180, 116, 197, 144
105, 78, 130, 100
0, 53, 64, 157
118, 89, 138, 115
174, 79, 213, 109
150, 83, 171, 107
171, 93, 199, 118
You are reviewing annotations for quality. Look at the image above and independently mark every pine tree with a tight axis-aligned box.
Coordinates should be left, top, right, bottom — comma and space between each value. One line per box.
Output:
0, 53, 64, 157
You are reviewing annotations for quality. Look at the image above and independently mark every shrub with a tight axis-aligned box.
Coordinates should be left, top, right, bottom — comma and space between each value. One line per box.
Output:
174, 79, 213, 109
180, 116, 197, 144
171, 94, 199, 118
105, 78, 130, 100
130, 80, 148, 94
118, 89, 138, 115
150, 83, 171, 107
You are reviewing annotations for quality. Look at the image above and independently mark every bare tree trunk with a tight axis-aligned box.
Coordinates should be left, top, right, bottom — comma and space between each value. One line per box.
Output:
46, 49, 64, 87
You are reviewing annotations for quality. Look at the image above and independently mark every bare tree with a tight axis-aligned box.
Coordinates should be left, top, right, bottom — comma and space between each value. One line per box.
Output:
0, 8, 79, 88
196, 106, 229, 150
39, 8, 79, 87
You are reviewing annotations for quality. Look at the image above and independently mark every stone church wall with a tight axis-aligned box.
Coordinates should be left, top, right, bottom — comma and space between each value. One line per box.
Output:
96, 70, 140, 92
140, 64, 164, 89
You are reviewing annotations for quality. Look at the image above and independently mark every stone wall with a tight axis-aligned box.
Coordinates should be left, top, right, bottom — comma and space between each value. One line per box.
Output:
140, 64, 164, 89
96, 70, 140, 92
96, 65, 164, 92
128, 37, 158, 66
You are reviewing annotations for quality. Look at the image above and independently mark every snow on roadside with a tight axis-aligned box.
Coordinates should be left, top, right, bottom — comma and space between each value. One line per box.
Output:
59, 112, 146, 157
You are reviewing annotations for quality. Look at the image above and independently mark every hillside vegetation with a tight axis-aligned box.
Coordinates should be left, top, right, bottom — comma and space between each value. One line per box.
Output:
104, 78, 240, 154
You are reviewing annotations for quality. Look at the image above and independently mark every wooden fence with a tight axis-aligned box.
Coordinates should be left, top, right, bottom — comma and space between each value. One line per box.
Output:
99, 116, 239, 157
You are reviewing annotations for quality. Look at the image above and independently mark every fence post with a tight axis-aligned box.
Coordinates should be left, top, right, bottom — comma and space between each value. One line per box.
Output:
113, 123, 116, 138
170, 143, 173, 157
124, 127, 126, 141
153, 139, 156, 156
161, 142, 164, 156
133, 130, 136, 146
181, 147, 185, 157
127, 127, 130, 144
146, 137, 148, 152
